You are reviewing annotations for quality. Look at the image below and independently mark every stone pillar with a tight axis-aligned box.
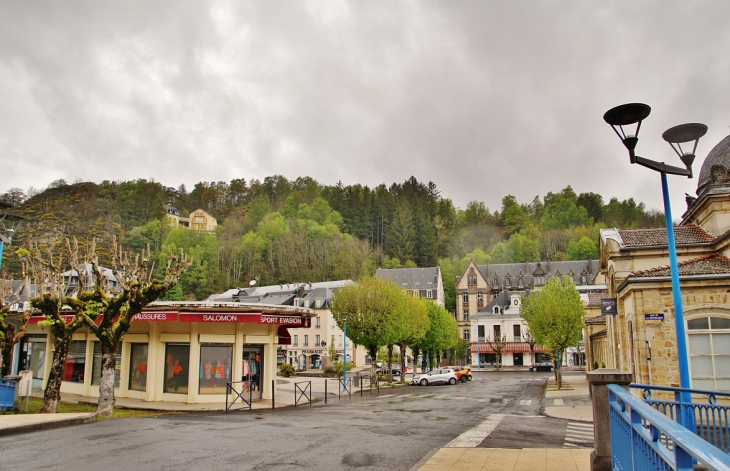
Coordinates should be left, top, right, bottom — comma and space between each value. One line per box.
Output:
587, 368, 633, 471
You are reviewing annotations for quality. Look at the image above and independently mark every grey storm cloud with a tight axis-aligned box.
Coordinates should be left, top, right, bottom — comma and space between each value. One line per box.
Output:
1, 0, 729, 216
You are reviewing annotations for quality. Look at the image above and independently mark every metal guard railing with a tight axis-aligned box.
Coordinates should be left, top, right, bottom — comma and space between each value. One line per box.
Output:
632, 383, 730, 454
226, 380, 253, 412
294, 381, 312, 407
608, 384, 730, 470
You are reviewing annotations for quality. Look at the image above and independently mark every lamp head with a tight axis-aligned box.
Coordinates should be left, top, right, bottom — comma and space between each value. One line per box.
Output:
603, 103, 651, 163
662, 123, 707, 177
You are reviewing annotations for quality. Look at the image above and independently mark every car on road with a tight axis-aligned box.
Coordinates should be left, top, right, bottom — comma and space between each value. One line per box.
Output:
411, 368, 458, 386
529, 362, 555, 372
376, 365, 401, 376
448, 366, 472, 382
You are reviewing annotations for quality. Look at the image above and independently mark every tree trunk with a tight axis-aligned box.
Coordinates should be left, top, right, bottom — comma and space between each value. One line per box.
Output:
411, 346, 420, 374
397, 342, 407, 383
40, 335, 72, 413
368, 346, 378, 383
387, 344, 394, 383
97, 339, 118, 418
1, 332, 16, 377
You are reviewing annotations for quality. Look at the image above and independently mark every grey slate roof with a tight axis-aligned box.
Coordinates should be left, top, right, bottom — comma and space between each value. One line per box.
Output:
697, 133, 730, 195
206, 280, 353, 308
629, 253, 730, 278
617, 226, 714, 248
375, 267, 440, 289
473, 290, 527, 319
475, 260, 600, 290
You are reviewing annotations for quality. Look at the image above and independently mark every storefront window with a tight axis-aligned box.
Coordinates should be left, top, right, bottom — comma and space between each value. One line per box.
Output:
92, 342, 122, 387
199, 344, 232, 394
63, 341, 87, 382
128, 344, 149, 391
164, 344, 190, 394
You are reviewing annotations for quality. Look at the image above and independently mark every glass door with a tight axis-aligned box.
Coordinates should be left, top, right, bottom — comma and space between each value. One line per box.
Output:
242, 346, 264, 400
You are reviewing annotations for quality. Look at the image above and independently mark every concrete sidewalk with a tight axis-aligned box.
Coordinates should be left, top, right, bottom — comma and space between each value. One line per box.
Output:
417, 372, 594, 470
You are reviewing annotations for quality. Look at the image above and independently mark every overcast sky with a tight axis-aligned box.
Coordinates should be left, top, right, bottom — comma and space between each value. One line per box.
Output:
1, 1, 729, 219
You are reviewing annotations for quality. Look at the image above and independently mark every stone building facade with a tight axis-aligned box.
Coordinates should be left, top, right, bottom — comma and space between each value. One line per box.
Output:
600, 132, 730, 390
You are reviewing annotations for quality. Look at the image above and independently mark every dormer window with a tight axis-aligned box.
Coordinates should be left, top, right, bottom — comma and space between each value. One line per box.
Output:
534, 275, 544, 286
467, 268, 477, 286
518, 275, 524, 289
493, 306, 500, 315
492, 276, 499, 291
580, 270, 588, 285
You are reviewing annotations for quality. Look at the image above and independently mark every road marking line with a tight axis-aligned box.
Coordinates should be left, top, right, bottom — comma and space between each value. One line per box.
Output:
444, 414, 505, 448
380, 394, 394, 398
520, 400, 532, 406
566, 432, 594, 439
400, 394, 413, 397
553, 398, 564, 406
563, 442, 578, 447
568, 423, 593, 428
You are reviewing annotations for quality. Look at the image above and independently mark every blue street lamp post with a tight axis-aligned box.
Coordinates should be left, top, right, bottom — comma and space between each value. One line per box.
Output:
604, 103, 707, 428
342, 313, 348, 392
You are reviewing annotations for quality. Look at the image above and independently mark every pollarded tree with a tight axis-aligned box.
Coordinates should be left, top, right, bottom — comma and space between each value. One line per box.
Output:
519, 276, 584, 389
77, 238, 190, 417
20, 239, 93, 413
330, 277, 409, 381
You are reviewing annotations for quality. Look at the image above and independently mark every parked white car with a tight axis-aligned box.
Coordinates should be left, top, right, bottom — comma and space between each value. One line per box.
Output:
411, 368, 458, 386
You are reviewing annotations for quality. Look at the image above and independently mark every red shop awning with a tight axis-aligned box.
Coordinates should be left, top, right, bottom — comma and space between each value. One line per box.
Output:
277, 325, 292, 345
470, 342, 549, 354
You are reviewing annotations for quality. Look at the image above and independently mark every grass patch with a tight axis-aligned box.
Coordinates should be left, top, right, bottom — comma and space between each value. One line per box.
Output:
18, 398, 180, 418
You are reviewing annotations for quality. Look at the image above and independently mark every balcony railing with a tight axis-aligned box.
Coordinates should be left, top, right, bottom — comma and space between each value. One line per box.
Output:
632, 383, 730, 454
608, 384, 730, 470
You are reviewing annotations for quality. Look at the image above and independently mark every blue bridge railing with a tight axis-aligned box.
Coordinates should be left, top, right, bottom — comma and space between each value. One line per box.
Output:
608, 384, 730, 470
632, 383, 730, 454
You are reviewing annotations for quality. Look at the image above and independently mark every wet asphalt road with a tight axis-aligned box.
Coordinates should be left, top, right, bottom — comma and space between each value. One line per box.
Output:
0, 371, 591, 471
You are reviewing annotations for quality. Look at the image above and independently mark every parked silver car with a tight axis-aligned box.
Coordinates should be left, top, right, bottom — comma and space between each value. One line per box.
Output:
411, 368, 458, 386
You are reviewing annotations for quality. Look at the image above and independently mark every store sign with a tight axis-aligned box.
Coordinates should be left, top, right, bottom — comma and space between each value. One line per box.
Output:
179, 313, 261, 323
260, 315, 303, 326
645, 313, 664, 321
601, 298, 618, 315
302, 349, 324, 354
135, 312, 178, 322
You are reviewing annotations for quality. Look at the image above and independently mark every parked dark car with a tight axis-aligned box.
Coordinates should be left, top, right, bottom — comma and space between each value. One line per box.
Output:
529, 362, 555, 372
376, 366, 401, 376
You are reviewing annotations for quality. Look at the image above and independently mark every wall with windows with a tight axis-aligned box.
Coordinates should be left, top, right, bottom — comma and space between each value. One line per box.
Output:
18, 311, 299, 404
611, 279, 730, 392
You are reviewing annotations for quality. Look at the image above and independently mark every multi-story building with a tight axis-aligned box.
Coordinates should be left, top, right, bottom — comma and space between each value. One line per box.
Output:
599, 131, 730, 390
164, 205, 217, 233
456, 259, 605, 364
375, 267, 445, 308
208, 280, 367, 369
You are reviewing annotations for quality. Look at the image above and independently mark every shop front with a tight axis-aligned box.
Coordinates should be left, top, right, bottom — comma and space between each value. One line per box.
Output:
18, 302, 314, 404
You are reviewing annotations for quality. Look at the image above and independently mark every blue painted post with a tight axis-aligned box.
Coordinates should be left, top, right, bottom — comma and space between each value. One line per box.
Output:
661, 172, 694, 429
476, 328, 481, 370
0, 241, 4, 272
342, 318, 347, 393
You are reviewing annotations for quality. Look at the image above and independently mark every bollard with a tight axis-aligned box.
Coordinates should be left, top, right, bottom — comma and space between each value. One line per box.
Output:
324, 379, 327, 404
587, 369, 633, 471
360, 377, 363, 397
272, 380, 275, 410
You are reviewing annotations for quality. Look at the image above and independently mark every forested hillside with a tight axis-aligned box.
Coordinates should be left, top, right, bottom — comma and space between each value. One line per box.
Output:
1, 176, 664, 310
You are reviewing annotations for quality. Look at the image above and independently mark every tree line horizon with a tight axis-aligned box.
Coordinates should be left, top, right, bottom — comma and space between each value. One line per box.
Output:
1, 175, 664, 311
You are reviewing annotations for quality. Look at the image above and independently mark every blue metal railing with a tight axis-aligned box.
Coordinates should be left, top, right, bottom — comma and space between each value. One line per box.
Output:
609, 384, 730, 470
632, 383, 730, 454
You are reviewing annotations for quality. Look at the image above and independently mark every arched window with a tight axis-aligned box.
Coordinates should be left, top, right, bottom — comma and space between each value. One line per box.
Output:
688, 316, 730, 391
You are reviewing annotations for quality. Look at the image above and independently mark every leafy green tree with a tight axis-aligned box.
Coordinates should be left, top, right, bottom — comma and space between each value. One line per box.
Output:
393, 296, 429, 382
387, 202, 416, 263
540, 187, 592, 230
567, 236, 599, 260
330, 277, 411, 380
500, 195, 530, 237
520, 277, 584, 389
577, 192, 604, 223
413, 302, 458, 372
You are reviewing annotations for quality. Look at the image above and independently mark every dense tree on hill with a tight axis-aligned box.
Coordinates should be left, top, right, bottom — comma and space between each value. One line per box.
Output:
2, 177, 670, 304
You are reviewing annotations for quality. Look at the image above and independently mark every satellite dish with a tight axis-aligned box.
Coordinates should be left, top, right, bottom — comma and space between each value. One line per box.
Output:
249, 279, 257, 286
